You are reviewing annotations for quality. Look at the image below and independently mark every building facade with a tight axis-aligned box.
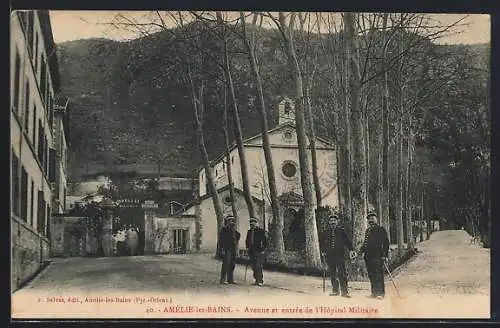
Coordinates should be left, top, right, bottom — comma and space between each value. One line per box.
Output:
186, 98, 339, 253
10, 10, 67, 290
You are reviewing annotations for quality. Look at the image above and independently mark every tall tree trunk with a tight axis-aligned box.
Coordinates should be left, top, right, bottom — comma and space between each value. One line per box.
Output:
364, 92, 370, 211
189, 78, 224, 255
341, 28, 353, 226
405, 122, 414, 248
333, 111, 344, 210
222, 86, 239, 223
396, 34, 405, 254
305, 87, 323, 208
278, 12, 321, 268
344, 12, 368, 248
239, 12, 284, 261
217, 13, 256, 218
426, 185, 431, 240
381, 13, 391, 240
377, 83, 383, 222
420, 168, 425, 242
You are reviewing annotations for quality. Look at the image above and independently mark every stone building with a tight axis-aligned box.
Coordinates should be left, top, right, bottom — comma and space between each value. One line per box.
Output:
180, 97, 339, 253
10, 10, 68, 290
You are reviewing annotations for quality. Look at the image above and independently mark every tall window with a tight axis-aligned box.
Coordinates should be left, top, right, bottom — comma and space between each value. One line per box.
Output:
30, 180, 35, 226
49, 148, 56, 182
32, 105, 37, 145
37, 190, 45, 234
48, 93, 53, 126
44, 136, 49, 174
37, 119, 45, 165
21, 166, 28, 222
24, 79, 30, 131
46, 205, 51, 237
11, 149, 20, 216
12, 51, 21, 111
40, 55, 46, 104
33, 32, 39, 74
27, 11, 34, 52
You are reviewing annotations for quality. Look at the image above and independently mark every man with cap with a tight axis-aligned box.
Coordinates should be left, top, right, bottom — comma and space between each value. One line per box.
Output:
359, 212, 390, 299
219, 215, 241, 284
321, 212, 356, 297
245, 217, 268, 286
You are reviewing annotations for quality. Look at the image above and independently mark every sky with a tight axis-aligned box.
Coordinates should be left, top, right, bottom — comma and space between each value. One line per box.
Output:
48, 11, 491, 45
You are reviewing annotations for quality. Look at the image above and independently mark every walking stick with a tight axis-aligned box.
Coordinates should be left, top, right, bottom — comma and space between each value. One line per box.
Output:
244, 262, 248, 283
384, 261, 401, 298
321, 253, 326, 293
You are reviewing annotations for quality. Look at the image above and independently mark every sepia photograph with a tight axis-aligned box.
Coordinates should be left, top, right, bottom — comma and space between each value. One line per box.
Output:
10, 9, 491, 319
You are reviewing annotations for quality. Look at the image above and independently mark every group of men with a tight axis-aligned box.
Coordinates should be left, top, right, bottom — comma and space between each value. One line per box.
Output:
322, 212, 390, 299
217, 211, 390, 300
218, 216, 267, 286
114, 225, 140, 256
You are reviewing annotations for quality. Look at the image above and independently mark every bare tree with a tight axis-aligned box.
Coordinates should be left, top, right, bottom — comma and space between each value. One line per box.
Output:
222, 85, 239, 222
215, 12, 257, 219
343, 12, 368, 248
239, 12, 285, 261
188, 74, 225, 246
296, 13, 323, 208
270, 12, 321, 268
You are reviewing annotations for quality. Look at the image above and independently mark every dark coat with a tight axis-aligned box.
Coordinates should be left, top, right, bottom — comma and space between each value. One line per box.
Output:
219, 226, 241, 251
320, 225, 353, 261
245, 227, 267, 253
360, 225, 390, 260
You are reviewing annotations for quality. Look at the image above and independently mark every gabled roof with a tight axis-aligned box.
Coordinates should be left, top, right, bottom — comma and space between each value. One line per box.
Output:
242, 121, 296, 144
198, 184, 264, 205
199, 122, 335, 172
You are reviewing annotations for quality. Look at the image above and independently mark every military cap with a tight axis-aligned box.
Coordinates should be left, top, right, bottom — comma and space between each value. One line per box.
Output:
328, 213, 339, 220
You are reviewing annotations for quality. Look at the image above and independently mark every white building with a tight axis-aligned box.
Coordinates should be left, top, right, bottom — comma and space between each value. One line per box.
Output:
184, 97, 339, 252
52, 95, 70, 214
10, 10, 67, 290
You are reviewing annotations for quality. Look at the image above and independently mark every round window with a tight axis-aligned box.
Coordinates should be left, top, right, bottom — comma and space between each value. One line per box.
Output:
224, 196, 233, 205
282, 161, 297, 178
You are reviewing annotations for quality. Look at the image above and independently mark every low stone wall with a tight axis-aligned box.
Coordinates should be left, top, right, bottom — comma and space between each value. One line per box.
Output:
12, 216, 50, 291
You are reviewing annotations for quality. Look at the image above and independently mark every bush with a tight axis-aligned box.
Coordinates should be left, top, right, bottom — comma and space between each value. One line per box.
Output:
235, 245, 418, 281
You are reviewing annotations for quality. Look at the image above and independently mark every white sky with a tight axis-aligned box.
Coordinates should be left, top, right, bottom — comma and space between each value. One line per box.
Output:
49, 11, 490, 45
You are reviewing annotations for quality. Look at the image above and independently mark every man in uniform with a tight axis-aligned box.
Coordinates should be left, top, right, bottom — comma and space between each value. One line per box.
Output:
359, 212, 390, 299
219, 216, 241, 284
321, 213, 356, 298
245, 217, 267, 286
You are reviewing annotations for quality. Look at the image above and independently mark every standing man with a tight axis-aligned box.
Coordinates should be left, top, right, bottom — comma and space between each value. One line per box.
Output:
321, 213, 356, 298
246, 217, 267, 286
219, 216, 241, 284
359, 212, 390, 299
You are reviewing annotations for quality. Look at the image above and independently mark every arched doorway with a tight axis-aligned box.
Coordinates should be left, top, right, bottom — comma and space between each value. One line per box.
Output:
282, 207, 305, 251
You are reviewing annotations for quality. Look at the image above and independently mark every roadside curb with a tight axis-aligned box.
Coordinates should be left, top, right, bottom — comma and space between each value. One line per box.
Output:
14, 260, 53, 293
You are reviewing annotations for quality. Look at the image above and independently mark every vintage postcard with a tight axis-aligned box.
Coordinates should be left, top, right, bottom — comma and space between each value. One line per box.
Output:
10, 10, 491, 319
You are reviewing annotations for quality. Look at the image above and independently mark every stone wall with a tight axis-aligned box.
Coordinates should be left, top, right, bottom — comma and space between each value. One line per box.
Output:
145, 214, 196, 254
12, 216, 50, 292
50, 216, 89, 257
